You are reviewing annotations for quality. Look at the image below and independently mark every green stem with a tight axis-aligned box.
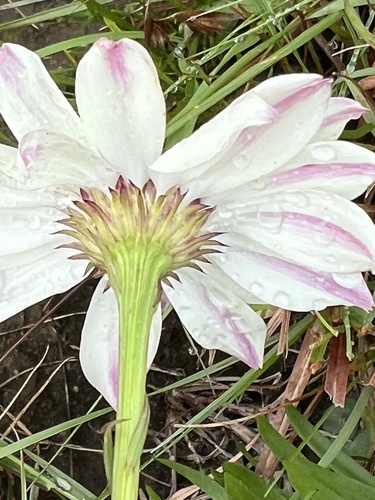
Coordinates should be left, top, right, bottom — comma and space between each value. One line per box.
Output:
110, 247, 164, 500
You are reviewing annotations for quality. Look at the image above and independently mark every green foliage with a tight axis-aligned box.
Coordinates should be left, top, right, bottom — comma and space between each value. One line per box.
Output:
160, 458, 291, 500
287, 405, 375, 487
145, 485, 162, 500
159, 459, 228, 499
223, 463, 291, 500
257, 415, 375, 500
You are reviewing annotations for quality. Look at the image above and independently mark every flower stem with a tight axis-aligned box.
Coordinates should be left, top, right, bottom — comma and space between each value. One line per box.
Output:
110, 247, 165, 500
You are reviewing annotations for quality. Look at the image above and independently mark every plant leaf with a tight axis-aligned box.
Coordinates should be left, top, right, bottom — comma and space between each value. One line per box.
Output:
257, 416, 375, 500
223, 462, 291, 500
159, 458, 228, 500
286, 405, 375, 487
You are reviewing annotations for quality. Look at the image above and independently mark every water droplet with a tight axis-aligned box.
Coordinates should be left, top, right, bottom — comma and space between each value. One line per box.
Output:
284, 191, 309, 208
29, 216, 41, 230
272, 291, 290, 308
312, 299, 327, 310
326, 254, 337, 263
234, 35, 246, 43
250, 282, 263, 295
56, 478, 72, 491
188, 346, 198, 355
311, 144, 336, 161
257, 212, 283, 233
231, 272, 239, 281
332, 273, 362, 288
218, 207, 233, 219
233, 154, 249, 170
315, 275, 325, 283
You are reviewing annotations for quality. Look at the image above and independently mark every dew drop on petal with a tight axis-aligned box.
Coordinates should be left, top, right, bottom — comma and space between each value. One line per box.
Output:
217, 254, 227, 263
250, 179, 266, 191
217, 206, 233, 219
326, 254, 337, 264
313, 299, 328, 310
331, 272, 363, 288
284, 191, 309, 208
29, 216, 41, 230
272, 291, 290, 308
310, 144, 336, 161
250, 282, 263, 295
256, 212, 283, 233
315, 274, 326, 283
233, 154, 249, 170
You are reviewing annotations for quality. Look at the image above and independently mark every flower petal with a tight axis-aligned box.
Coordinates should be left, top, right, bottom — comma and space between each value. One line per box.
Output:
149, 93, 277, 192
0, 44, 84, 141
0, 249, 86, 323
0, 185, 58, 208
206, 190, 375, 273
212, 233, 373, 311
161, 75, 332, 198
163, 268, 266, 368
80, 277, 162, 409
313, 97, 366, 142
75, 38, 166, 186
256, 141, 375, 200
18, 131, 117, 190
0, 144, 22, 182
201, 261, 265, 305
0, 204, 63, 267
250, 73, 325, 104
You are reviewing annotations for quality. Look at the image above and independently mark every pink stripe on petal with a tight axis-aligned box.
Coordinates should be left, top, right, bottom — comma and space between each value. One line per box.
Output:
108, 357, 119, 409
0, 45, 26, 84
0, 44, 84, 142
323, 97, 366, 127
252, 251, 372, 310
97, 38, 129, 84
201, 286, 261, 367
268, 163, 375, 188
258, 211, 372, 259
232, 322, 262, 368
275, 78, 331, 114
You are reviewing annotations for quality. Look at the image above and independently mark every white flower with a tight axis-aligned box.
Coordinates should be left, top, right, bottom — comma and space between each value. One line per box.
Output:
1, 38, 375, 408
